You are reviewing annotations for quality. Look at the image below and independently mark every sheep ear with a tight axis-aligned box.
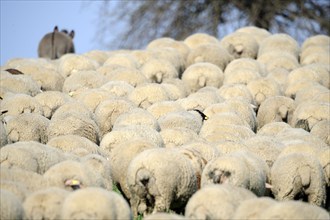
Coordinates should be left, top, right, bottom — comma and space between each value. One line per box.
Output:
298, 166, 311, 187
54, 26, 59, 32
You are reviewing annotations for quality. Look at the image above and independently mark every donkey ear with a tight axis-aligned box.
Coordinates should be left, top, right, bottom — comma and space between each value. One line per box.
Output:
298, 166, 311, 187
54, 26, 59, 32
69, 30, 75, 39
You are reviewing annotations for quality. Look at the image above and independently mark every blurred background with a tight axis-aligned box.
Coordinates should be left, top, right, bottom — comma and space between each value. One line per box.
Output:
1, 0, 329, 65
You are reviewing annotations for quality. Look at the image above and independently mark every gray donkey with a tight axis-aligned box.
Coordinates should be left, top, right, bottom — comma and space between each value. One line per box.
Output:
38, 26, 75, 59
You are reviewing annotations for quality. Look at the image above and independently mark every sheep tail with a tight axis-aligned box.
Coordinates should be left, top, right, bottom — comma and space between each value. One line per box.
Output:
137, 168, 151, 187
51, 26, 58, 59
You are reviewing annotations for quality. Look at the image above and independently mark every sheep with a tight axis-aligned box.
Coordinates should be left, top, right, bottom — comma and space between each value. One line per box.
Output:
62, 70, 108, 94
0, 93, 44, 117
23, 187, 69, 220
13, 64, 65, 91
201, 150, 269, 196
47, 134, 106, 157
258, 33, 300, 58
202, 99, 257, 130
266, 67, 289, 91
256, 96, 296, 131
0, 71, 41, 96
201, 124, 255, 143
128, 83, 171, 109
181, 141, 220, 162
162, 78, 190, 96
243, 135, 285, 168
186, 43, 233, 71
220, 32, 259, 59
287, 64, 330, 89
216, 84, 255, 105
270, 152, 327, 207
0, 167, 46, 193
103, 52, 139, 69
0, 121, 8, 147
157, 110, 203, 134
223, 68, 261, 85
47, 110, 100, 144
185, 184, 256, 220
294, 84, 329, 105
147, 101, 185, 119
257, 51, 300, 72
80, 154, 113, 191
113, 108, 160, 131
284, 79, 323, 100
146, 37, 190, 63
130, 49, 156, 69
232, 197, 277, 220
5, 113, 50, 144
94, 98, 136, 138
0, 189, 24, 220
300, 47, 330, 66
183, 33, 219, 49
215, 140, 248, 154
301, 34, 330, 51
310, 120, 330, 145
181, 62, 224, 93
34, 91, 74, 119
109, 139, 160, 200
224, 57, 267, 77
50, 100, 95, 121
160, 127, 201, 148
246, 78, 283, 107
140, 58, 179, 83
60, 187, 132, 219
43, 160, 106, 191
100, 125, 164, 156
71, 88, 114, 113
235, 26, 271, 45
0, 180, 29, 202
100, 80, 134, 98
57, 54, 99, 78
290, 101, 330, 131
144, 212, 187, 220
258, 200, 330, 220
38, 26, 75, 59
177, 87, 224, 111
0, 141, 66, 174
82, 50, 110, 66
127, 148, 198, 216
161, 82, 186, 100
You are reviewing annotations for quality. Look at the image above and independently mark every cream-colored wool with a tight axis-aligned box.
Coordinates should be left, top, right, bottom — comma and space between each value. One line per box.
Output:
235, 26, 271, 45
0, 72, 41, 96
183, 33, 219, 49
141, 58, 179, 83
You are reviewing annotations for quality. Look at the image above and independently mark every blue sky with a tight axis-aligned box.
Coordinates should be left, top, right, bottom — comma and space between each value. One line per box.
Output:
0, 0, 108, 65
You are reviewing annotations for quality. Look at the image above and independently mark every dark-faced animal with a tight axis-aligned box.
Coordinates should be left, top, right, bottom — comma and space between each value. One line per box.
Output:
38, 26, 75, 59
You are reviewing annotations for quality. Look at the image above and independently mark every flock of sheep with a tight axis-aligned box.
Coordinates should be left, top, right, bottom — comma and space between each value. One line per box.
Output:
0, 26, 329, 219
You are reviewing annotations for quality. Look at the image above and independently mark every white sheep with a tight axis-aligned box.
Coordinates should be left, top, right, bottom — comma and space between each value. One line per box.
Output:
0, 121, 7, 147
82, 50, 110, 66
62, 70, 108, 94
0, 189, 24, 220
5, 113, 50, 144
113, 108, 160, 131
186, 43, 233, 71
57, 54, 99, 78
235, 26, 271, 45
61, 187, 132, 219
147, 101, 185, 120
103, 52, 139, 69
100, 125, 164, 156
0, 180, 28, 202
224, 57, 267, 77
220, 32, 259, 59
161, 82, 187, 100
294, 84, 329, 105
183, 33, 219, 49
0, 71, 41, 96
100, 80, 134, 98
109, 139, 160, 200
256, 96, 296, 131
127, 148, 198, 216
23, 187, 69, 220
300, 47, 330, 66
270, 153, 327, 207
128, 83, 171, 109
266, 67, 289, 91
47, 134, 106, 157
34, 91, 74, 119
290, 101, 330, 131
216, 84, 256, 105
215, 140, 248, 155
185, 184, 256, 219
201, 150, 269, 196
94, 98, 136, 138
181, 62, 224, 93
301, 34, 330, 51
140, 58, 179, 83
160, 127, 201, 148
0, 141, 66, 174
310, 120, 330, 145
257, 51, 300, 72
223, 68, 261, 85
